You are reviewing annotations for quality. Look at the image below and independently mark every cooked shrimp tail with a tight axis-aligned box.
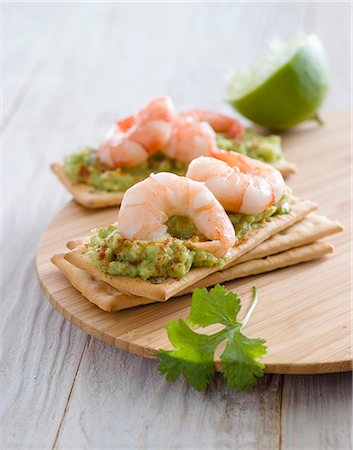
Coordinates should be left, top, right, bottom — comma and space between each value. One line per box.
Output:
179, 109, 244, 138
117, 172, 235, 257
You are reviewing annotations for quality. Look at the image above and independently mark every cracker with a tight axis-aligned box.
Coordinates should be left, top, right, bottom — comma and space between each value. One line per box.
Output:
52, 158, 296, 210
51, 254, 152, 311
66, 238, 86, 250
234, 213, 342, 264
51, 163, 123, 209
53, 241, 333, 311
64, 196, 317, 301
178, 241, 334, 295
273, 159, 297, 177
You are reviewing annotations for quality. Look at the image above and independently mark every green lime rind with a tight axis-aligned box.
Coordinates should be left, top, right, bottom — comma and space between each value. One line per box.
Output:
227, 35, 329, 130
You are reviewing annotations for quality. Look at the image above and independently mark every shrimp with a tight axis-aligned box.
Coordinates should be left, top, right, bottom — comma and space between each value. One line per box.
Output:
117, 172, 236, 257
161, 109, 244, 164
98, 96, 174, 168
186, 150, 285, 215
161, 117, 217, 164
178, 109, 244, 138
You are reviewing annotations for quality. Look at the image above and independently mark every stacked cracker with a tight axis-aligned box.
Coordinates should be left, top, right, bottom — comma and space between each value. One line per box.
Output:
51, 196, 342, 312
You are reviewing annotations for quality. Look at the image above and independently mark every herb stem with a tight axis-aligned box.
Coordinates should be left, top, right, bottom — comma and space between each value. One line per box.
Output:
241, 287, 259, 327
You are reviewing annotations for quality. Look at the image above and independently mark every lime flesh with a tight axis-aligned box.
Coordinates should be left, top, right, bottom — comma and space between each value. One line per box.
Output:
227, 35, 329, 130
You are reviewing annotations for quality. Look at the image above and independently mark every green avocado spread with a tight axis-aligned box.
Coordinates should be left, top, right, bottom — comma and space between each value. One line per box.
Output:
63, 130, 284, 192
86, 227, 221, 281
215, 128, 282, 163
63, 147, 187, 193
86, 192, 291, 280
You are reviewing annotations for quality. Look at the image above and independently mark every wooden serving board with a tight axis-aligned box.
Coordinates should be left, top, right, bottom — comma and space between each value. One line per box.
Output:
36, 112, 352, 374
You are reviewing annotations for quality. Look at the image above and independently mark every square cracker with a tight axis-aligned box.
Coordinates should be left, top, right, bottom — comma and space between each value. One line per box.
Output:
51, 254, 151, 311
178, 241, 333, 295
52, 241, 333, 312
51, 163, 123, 209
51, 159, 296, 209
62, 213, 340, 310
64, 196, 317, 301
229, 213, 342, 264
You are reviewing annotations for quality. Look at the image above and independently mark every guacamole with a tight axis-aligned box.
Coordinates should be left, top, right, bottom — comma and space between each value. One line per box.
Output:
63, 130, 284, 192
86, 192, 291, 280
215, 128, 282, 163
86, 226, 222, 280
63, 147, 187, 192
166, 190, 291, 240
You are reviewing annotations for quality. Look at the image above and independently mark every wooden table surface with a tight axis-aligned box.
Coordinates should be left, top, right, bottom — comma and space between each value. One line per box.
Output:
2, 3, 352, 449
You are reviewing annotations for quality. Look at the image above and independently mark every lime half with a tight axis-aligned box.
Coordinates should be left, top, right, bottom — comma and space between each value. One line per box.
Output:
227, 34, 329, 130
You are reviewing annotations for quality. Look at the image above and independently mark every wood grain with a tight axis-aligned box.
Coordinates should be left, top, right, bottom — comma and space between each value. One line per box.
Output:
37, 112, 352, 375
2, 3, 352, 448
281, 373, 353, 449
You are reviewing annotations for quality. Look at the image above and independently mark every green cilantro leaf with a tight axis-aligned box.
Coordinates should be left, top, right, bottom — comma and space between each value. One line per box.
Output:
188, 284, 242, 327
158, 320, 226, 391
221, 328, 267, 391
157, 285, 267, 392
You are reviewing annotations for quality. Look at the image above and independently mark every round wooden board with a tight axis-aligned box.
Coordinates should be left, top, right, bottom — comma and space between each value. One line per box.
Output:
37, 112, 352, 374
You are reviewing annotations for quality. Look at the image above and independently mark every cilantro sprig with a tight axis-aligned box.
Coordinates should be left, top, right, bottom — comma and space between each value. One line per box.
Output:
158, 285, 267, 391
